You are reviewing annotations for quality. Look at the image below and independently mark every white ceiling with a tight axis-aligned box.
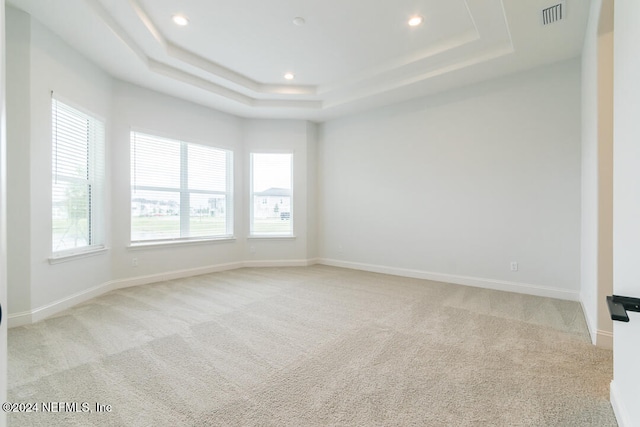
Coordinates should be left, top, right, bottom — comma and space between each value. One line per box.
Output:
8, 0, 589, 122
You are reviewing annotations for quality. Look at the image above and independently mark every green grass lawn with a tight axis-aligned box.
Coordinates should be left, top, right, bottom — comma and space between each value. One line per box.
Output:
54, 216, 294, 244
131, 215, 292, 239
132, 215, 224, 238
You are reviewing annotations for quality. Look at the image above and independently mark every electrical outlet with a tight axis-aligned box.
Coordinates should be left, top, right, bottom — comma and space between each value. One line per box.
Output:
510, 261, 518, 272
249, 246, 256, 254
338, 245, 344, 253
132, 257, 139, 267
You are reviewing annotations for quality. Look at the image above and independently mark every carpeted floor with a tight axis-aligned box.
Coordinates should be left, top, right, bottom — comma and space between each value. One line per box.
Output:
7, 265, 616, 426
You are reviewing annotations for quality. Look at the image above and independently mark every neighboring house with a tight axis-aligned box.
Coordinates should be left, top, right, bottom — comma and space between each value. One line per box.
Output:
254, 187, 291, 220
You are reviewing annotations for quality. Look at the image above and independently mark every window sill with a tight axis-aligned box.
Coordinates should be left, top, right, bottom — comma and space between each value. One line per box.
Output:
128, 236, 236, 250
49, 246, 108, 264
247, 235, 296, 240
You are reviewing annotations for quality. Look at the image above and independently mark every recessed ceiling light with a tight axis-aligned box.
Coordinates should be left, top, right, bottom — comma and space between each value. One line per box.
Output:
284, 73, 295, 80
172, 14, 189, 26
293, 17, 306, 26
408, 15, 424, 27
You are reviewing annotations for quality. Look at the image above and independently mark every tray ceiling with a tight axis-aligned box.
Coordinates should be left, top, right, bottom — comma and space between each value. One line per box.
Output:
7, 0, 589, 121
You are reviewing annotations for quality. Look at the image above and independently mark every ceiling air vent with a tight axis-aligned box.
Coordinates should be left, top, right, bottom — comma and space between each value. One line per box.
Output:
542, 1, 565, 26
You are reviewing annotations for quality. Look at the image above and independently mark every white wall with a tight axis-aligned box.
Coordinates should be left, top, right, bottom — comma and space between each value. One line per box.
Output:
110, 82, 245, 279
28, 14, 113, 311
5, 8, 317, 323
242, 119, 315, 264
319, 59, 582, 299
306, 122, 319, 260
5, 8, 113, 321
611, 1, 640, 424
580, 0, 600, 342
110, 87, 317, 278
5, 8, 31, 316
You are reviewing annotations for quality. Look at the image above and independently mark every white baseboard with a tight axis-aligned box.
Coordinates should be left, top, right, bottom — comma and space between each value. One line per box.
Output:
610, 380, 631, 427
7, 259, 315, 328
8, 257, 578, 327
243, 258, 318, 268
6, 311, 33, 328
318, 258, 580, 301
8, 279, 114, 328
578, 297, 613, 349
107, 262, 244, 291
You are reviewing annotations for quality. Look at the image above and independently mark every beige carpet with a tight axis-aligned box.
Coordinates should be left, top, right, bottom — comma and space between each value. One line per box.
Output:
8, 265, 616, 426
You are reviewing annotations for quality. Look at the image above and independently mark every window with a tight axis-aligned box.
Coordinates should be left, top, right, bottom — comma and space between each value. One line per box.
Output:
250, 153, 293, 236
51, 98, 105, 254
130, 132, 233, 243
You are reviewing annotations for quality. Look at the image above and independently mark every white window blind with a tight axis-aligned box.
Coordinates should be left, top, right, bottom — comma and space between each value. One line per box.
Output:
250, 153, 293, 236
130, 131, 233, 242
51, 97, 105, 254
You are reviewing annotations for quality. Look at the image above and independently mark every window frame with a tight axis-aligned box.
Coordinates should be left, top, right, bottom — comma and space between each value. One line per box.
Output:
130, 130, 234, 245
50, 96, 106, 259
249, 151, 294, 238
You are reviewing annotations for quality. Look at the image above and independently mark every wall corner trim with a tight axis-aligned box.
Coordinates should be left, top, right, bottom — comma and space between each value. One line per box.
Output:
610, 380, 631, 427
578, 295, 613, 349
596, 329, 613, 349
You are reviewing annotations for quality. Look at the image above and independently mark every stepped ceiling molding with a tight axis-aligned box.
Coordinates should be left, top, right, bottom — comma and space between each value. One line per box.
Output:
8, 0, 589, 121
